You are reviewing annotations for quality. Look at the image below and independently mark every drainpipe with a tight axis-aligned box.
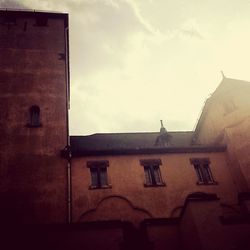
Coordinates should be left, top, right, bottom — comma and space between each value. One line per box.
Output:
64, 25, 72, 224
67, 150, 72, 224
61, 145, 72, 224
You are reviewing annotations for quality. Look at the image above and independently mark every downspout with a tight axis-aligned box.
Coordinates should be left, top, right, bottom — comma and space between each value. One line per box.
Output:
67, 153, 72, 224
64, 25, 72, 224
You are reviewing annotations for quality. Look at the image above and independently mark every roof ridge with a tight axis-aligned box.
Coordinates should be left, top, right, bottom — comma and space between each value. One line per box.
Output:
70, 131, 194, 137
223, 77, 250, 83
0, 8, 67, 14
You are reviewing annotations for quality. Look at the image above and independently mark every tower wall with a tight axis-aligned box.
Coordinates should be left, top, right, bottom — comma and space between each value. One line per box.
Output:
0, 10, 69, 223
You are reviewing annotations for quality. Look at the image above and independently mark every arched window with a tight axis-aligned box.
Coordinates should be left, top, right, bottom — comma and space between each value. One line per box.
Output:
29, 105, 41, 127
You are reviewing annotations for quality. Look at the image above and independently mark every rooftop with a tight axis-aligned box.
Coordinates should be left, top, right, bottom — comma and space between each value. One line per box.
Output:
0, 8, 68, 27
70, 131, 226, 156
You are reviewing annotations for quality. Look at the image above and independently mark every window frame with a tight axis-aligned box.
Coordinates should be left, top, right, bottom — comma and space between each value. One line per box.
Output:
140, 159, 165, 187
190, 158, 217, 185
87, 160, 111, 189
27, 105, 42, 128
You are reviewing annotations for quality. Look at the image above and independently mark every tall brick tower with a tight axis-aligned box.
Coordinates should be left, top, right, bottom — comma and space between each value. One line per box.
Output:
0, 10, 69, 224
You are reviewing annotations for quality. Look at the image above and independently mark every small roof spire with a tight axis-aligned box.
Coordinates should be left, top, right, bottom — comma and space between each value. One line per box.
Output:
160, 120, 164, 128
160, 120, 167, 134
155, 120, 171, 146
221, 71, 226, 79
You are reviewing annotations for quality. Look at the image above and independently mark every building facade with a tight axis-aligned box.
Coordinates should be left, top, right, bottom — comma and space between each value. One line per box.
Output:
70, 134, 236, 222
193, 77, 250, 191
1, 9, 250, 250
0, 9, 69, 224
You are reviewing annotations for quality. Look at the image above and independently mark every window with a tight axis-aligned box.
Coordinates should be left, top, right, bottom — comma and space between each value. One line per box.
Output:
140, 159, 165, 187
28, 105, 41, 127
87, 160, 111, 189
190, 158, 216, 185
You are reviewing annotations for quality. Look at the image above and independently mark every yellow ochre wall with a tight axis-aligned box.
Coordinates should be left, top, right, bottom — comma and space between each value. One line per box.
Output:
71, 151, 237, 224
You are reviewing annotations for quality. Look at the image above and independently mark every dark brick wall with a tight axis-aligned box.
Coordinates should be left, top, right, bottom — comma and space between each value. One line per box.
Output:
0, 11, 68, 223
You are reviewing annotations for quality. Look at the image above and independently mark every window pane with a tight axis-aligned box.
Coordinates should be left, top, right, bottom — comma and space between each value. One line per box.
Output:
144, 167, 152, 185
100, 168, 108, 186
31, 112, 39, 126
203, 164, 213, 182
30, 105, 40, 126
192, 159, 215, 184
90, 168, 98, 186
153, 166, 161, 184
194, 165, 204, 182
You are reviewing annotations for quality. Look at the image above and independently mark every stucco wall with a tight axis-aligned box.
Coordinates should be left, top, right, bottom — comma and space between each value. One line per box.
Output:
195, 80, 250, 190
71, 152, 237, 223
146, 224, 180, 250
180, 199, 250, 250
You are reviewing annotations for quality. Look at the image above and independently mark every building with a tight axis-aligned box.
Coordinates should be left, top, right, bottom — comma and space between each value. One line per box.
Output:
0, 9, 69, 224
193, 77, 250, 191
1, 9, 250, 250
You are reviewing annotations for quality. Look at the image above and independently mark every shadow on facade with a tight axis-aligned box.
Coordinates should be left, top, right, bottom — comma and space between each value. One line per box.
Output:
1, 192, 250, 250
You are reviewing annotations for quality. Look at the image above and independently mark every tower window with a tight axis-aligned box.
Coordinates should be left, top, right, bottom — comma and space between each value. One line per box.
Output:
140, 159, 165, 187
28, 105, 41, 127
87, 160, 111, 189
190, 158, 217, 185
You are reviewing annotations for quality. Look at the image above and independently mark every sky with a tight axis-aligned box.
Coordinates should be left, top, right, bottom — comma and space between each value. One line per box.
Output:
1, 0, 250, 135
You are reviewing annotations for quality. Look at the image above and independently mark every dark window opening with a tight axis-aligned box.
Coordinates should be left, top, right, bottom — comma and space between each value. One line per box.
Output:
90, 167, 108, 187
144, 165, 163, 186
28, 105, 41, 127
140, 159, 165, 187
190, 158, 216, 185
87, 161, 110, 189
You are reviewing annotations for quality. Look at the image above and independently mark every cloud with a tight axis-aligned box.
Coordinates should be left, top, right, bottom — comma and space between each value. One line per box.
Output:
0, 0, 26, 8
181, 29, 203, 39
2, 0, 250, 134
68, 0, 160, 77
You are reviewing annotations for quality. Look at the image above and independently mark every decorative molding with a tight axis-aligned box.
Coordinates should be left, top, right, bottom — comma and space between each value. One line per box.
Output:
79, 195, 153, 221
186, 192, 219, 201
170, 206, 184, 218
72, 146, 226, 157
140, 159, 162, 166
190, 158, 210, 165
87, 160, 109, 168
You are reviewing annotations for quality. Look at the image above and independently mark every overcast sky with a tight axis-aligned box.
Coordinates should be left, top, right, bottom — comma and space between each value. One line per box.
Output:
2, 0, 250, 135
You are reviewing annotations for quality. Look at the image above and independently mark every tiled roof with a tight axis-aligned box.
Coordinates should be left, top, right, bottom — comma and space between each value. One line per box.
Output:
70, 132, 225, 156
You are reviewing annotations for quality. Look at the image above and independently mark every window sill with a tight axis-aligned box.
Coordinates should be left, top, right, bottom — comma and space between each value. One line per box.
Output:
144, 182, 166, 188
89, 184, 112, 190
196, 181, 218, 185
